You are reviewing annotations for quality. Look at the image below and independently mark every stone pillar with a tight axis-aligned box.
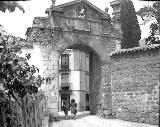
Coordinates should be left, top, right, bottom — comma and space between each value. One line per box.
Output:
105, 7, 109, 14
110, 0, 121, 19
100, 60, 112, 117
139, 39, 146, 47
36, 45, 60, 116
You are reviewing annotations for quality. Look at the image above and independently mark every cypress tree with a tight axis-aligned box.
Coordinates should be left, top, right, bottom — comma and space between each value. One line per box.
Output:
120, 0, 141, 49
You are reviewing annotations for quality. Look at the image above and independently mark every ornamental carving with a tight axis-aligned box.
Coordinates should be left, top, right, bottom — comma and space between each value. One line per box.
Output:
77, 5, 86, 18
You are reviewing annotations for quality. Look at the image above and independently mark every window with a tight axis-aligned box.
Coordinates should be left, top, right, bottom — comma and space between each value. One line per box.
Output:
61, 54, 69, 70
62, 86, 69, 90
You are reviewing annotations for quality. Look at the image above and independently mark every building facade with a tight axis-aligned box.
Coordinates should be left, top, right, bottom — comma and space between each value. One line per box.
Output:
59, 49, 90, 111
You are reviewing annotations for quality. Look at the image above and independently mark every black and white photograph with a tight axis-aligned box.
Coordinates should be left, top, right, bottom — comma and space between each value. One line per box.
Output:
0, 0, 159, 127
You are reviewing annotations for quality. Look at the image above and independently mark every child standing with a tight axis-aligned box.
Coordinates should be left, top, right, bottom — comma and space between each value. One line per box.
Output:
70, 99, 77, 120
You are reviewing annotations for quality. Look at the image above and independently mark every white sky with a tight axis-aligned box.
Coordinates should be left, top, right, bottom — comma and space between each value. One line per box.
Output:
0, 0, 152, 39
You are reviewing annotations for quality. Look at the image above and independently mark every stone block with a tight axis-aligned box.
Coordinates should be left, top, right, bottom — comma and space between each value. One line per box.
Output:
127, 92, 133, 95
146, 118, 157, 125
156, 101, 159, 105
129, 108, 137, 113
152, 105, 159, 109
130, 117, 138, 122
135, 112, 142, 118
138, 117, 146, 123
148, 113, 157, 119
49, 112, 59, 121
118, 112, 131, 120
150, 100, 155, 105
103, 109, 112, 116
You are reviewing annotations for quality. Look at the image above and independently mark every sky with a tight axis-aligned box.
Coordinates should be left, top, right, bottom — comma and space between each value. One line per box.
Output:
0, 0, 153, 39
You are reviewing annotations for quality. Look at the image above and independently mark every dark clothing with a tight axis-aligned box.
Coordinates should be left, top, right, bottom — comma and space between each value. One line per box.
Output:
63, 100, 70, 116
70, 102, 77, 115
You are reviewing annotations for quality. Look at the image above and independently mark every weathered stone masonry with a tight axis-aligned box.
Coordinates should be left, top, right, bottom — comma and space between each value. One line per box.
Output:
26, 0, 120, 115
110, 46, 160, 125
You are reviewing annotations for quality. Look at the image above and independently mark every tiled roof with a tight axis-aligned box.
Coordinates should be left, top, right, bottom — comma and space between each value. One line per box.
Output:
110, 44, 160, 57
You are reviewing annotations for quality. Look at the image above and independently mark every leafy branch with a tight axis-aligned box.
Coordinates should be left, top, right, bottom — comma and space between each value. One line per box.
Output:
137, 2, 160, 45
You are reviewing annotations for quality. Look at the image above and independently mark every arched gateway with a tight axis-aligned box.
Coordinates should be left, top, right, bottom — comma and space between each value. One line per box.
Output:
26, 0, 121, 115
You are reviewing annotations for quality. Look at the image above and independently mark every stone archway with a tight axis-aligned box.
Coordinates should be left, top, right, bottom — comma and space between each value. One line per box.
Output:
28, 36, 113, 116
26, 0, 121, 117
54, 36, 112, 115
28, 25, 114, 116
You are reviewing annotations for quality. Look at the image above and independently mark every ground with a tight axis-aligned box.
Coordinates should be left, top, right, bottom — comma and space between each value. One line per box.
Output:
48, 112, 158, 127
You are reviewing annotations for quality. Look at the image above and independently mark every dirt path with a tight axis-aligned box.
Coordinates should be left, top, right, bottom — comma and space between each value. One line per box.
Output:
49, 113, 158, 127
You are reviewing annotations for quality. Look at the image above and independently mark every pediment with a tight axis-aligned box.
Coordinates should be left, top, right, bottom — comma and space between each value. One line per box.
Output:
46, 0, 110, 20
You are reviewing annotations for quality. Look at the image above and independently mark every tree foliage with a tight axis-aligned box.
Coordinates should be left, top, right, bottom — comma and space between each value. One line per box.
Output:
0, 26, 44, 127
0, 29, 43, 100
0, 1, 26, 13
145, 22, 160, 45
137, 2, 160, 24
120, 0, 141, 49
137, 2, 160, 45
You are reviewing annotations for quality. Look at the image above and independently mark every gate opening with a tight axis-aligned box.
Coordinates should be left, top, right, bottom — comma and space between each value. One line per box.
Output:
58, 44, 101, 114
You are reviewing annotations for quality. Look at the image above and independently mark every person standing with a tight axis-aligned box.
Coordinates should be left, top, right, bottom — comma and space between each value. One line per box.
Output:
70, 99, 77, 120
62, 98, 70, 119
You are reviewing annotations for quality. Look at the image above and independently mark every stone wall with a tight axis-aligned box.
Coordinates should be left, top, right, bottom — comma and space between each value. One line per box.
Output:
20, 43, 60, 114
110, 49, 160, 125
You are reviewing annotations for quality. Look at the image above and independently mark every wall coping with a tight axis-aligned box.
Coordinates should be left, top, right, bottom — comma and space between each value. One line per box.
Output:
109, 44, 160, 57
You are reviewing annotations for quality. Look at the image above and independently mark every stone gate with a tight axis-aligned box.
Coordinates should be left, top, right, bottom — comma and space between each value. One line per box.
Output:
25, 0, 121, 115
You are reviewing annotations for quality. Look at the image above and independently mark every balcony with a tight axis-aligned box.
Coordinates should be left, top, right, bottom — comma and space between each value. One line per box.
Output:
59, 86, 72, 94
59, 68, 70, 72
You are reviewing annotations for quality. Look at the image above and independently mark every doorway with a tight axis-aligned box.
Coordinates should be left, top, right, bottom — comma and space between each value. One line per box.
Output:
86, 93, 90, 111
61, 94, 70, 111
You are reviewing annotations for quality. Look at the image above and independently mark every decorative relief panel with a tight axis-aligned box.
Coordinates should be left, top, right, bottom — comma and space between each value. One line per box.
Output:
73, 18, 91, 32
77, 5, 86, 18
